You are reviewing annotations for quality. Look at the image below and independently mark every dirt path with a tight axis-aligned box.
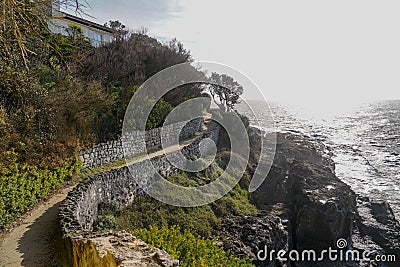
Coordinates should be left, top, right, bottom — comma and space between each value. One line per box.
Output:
0, 118, 213, 266
0, 184, 75, 267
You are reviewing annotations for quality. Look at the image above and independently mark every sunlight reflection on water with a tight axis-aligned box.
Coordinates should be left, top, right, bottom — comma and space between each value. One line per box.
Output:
238, 99, 400, 220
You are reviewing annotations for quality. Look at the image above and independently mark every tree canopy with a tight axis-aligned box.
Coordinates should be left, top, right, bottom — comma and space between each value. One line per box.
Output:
0, 0, 211, 163
208, 72, 244, 112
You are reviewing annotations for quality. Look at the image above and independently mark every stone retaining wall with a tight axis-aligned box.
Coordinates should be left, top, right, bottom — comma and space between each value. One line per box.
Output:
79, 118, 203, 169
58, 126, 220, 266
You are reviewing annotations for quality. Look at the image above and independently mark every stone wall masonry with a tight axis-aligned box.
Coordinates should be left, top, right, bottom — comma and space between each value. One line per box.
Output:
59, 125, 220, 236
58, 126, 220, 266
79, 118, 203, 169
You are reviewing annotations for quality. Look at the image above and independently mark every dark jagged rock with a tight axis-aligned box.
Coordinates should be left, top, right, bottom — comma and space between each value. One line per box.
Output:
249, 132, 400, 267
219, 211, 290, 267
289, 161, 356, 252
59, 126, 399, 267
253, 133, 356, 252
352, 197, 400, 266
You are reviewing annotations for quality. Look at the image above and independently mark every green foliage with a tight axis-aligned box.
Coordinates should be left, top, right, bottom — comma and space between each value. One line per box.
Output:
93, 215, 117, 232
208, 73, 244, 112
0, 0, 49, 68
104, 156, 257, 238
0, 0, 205, 229
45, 28, 92, 69
96, 85, 174, 140
0, 12, 108, 165
76, 30, 206, 140
212, 184, 257, 217
79, 34, 193, 89
0, 65, 110, 166
146, 98, 173, 130
132, 225, 254, 267
115, 195, 220, 237
0, 153, 81, 229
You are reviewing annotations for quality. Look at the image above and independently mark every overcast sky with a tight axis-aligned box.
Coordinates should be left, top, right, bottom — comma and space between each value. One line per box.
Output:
77, 0, 400, 108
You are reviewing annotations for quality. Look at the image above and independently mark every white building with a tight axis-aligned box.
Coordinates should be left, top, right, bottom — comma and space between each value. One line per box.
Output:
48, 2, 114, 47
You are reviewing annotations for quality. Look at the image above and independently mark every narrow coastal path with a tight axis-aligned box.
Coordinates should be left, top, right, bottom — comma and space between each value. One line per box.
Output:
0, 184, 75, 267
0, 117, 213, 267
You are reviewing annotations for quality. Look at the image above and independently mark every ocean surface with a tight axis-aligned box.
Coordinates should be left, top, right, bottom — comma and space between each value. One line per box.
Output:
238, 99, 400, 220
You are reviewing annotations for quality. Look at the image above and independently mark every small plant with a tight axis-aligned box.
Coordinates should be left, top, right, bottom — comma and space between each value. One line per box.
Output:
107, 153, 259, 264
110, 154, 257, 236
93, 215, 117, 232
132, 225, 254, 267
0, 156, 81, 229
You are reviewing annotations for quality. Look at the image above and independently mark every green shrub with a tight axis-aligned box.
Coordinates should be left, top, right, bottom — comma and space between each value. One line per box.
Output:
132, 225, 254, 267
93, 215, 117, 232
112, 195, 220, 238
0, 154, 81, 229
97, 153, 258, 264
106, 156, 257, 237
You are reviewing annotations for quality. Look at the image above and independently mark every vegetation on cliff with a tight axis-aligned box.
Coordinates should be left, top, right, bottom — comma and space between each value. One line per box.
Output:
132, 225, 254, 267
2, 1, 258, 264
95, 150, 258, 266
0, 0, 203, 229
0, 152, 81, 227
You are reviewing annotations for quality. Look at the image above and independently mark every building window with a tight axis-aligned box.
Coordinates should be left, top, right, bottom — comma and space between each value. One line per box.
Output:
93, 33, 103, 47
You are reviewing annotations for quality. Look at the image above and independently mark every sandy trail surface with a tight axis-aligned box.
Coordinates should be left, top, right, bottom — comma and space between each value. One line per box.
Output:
0, 184, 75, 267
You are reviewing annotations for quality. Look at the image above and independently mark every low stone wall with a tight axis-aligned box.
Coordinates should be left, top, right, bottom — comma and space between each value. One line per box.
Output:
58, 126, 220, 266
79, 118, 203, 169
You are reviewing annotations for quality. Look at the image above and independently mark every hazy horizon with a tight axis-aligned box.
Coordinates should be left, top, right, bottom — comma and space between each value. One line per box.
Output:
72, 0, 400, 107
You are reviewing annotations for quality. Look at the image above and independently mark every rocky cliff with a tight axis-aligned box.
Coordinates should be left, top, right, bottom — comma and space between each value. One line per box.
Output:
58, 128, 399, 266
225, 131, 400, 267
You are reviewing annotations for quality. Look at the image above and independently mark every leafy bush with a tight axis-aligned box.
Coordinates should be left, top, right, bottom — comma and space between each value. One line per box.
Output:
116, 195, 220, 237
132, 225, 254, 267
94, 131, 258, 265
108, 159, 257, 238
93, 215, 117, 232
0, 152, 81, 229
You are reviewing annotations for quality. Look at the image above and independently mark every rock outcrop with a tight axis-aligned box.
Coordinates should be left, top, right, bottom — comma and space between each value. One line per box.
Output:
248, 132, 399, 267
60, 231, 178, 267
59, 126, 399, 267
220, 211, 290, 267
352, 197, 400, 265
